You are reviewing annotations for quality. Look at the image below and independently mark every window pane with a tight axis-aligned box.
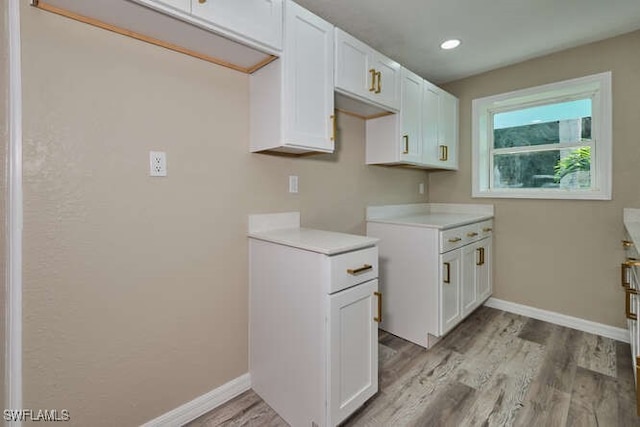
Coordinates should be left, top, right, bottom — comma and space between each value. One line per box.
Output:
493, 99, 592, 149
493, 147, 591, 189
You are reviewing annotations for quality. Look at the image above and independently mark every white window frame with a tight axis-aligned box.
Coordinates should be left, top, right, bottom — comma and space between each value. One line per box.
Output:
472, 72, 612, 200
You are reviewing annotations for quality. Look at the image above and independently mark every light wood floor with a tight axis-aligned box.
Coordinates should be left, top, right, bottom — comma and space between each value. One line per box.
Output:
187, 307, 639, 426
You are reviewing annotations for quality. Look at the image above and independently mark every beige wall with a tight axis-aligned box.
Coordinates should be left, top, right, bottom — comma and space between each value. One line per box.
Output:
20, 5, 427, 426
430, 30, 640, 329
0, 0, 8, 412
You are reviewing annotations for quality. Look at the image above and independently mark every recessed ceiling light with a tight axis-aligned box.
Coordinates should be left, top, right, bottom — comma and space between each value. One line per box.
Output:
440, 39, 461, 50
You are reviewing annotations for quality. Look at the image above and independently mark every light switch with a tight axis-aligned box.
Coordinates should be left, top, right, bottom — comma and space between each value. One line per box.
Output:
289, 175, 298, 193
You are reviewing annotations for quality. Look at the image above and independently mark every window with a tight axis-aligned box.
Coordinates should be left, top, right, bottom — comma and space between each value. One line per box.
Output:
472, 72, 612, 200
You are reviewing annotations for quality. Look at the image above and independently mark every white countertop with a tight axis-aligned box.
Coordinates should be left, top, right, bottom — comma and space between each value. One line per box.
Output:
248, 212, 377, 255
366, 203, 494, 230
249, 227, 378, 255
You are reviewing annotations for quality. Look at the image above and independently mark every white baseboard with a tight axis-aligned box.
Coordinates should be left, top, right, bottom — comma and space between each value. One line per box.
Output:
484, 298, 629, 343
141, 373, 251, 427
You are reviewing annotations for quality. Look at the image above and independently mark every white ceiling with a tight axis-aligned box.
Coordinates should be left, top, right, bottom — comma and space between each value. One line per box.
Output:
294, 0, 640, 84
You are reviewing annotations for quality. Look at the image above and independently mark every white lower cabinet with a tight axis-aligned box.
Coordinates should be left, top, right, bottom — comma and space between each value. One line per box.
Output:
440, 249, 462, 335
329, 279, 379, 425
441, 235, 493, 334
367, 216, 493, 347
249, 238, 379, 427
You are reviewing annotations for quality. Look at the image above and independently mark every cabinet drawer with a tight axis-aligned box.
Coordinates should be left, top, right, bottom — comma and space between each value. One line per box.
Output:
441, 226, 468, 253
477, 220, 494, 239
330, 246, 378, 294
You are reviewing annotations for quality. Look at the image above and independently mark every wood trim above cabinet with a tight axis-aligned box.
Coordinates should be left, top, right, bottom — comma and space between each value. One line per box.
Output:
32, 0, 277, 74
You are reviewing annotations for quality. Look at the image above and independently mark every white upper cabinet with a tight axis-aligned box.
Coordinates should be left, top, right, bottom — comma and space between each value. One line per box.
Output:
422, 81, 458, 169
250, 0, 335, 154
366, 68, 459, 169
335, 29, 401, 113
399, 68, 423, 163
154, 0, 190, 13
191, 0, 283, 51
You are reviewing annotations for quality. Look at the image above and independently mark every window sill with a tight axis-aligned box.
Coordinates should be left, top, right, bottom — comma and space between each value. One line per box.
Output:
472, 188, 611, 200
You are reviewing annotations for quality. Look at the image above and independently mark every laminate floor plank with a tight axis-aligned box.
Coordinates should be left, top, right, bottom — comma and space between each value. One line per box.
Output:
187, 390, 286, 427
439, 306, 502, 354
517, 318, 556, 346
576, 333, 617, 377
532, 324, 582, 393
566, 367, 618, 427
615, 341, 639, 426
187, 308, 640, 427
458, 338, 545, 427
346, 346, 465, 426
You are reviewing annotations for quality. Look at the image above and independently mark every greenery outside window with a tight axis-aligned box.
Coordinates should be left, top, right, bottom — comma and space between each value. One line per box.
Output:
472, 72, 612, 200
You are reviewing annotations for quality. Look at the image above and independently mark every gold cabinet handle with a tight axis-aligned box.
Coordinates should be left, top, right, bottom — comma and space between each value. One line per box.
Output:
369, 69, 376, 92
375, 71, 382, 94
402, 135, 409, 154
626, 259, 640, 267
439, 145, 448, 161
374, 291, 382, 323
483, 227, 493, 233
448, 237, 462, 243
443, 262, 451, 284
622, 263, 631, 288
623, 240, 634, 248
347, 264, 372, 275
626, 287, 638, 320
330, 115, 336, 141
467, 232, 478, 237
198, 0, 206, 3
476, 247, 485, 266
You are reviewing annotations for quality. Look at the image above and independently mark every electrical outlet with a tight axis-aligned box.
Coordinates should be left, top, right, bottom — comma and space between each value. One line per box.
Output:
150, 151, 167, 177
289, 175, 299, 193
419, 182, 425, 194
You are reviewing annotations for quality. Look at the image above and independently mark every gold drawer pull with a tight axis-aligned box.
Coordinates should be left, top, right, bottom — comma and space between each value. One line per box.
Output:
443, 262, 451, 283
467, 232, 478, 237
626, 259, 640, 267
476, 247, 485, 266
622, 263, 631, 288
626, 287, 638, 320
374, 291, 382, 323
402, 135, 409, 154
347, 264, 372, 275
623, 240, 634, 248
198, 0, 206, 3
369, 69, 376, 92
448, 237, 462, 243
439, 145, 448, 161
483, 227, 493, 233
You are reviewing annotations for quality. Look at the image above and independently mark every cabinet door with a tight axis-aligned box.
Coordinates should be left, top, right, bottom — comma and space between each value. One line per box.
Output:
440, 251, 462, 335
399, 68, 423, 163
461, 242, 479, 317
192, 0, 283, 50
369, 52, 401, 111
477, 237, 492, 302
438, 91, 459, 169
283, 0, 335, 152
422, 81, 440, 166
335, 29, 370, 101
328, 279, 378, 426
